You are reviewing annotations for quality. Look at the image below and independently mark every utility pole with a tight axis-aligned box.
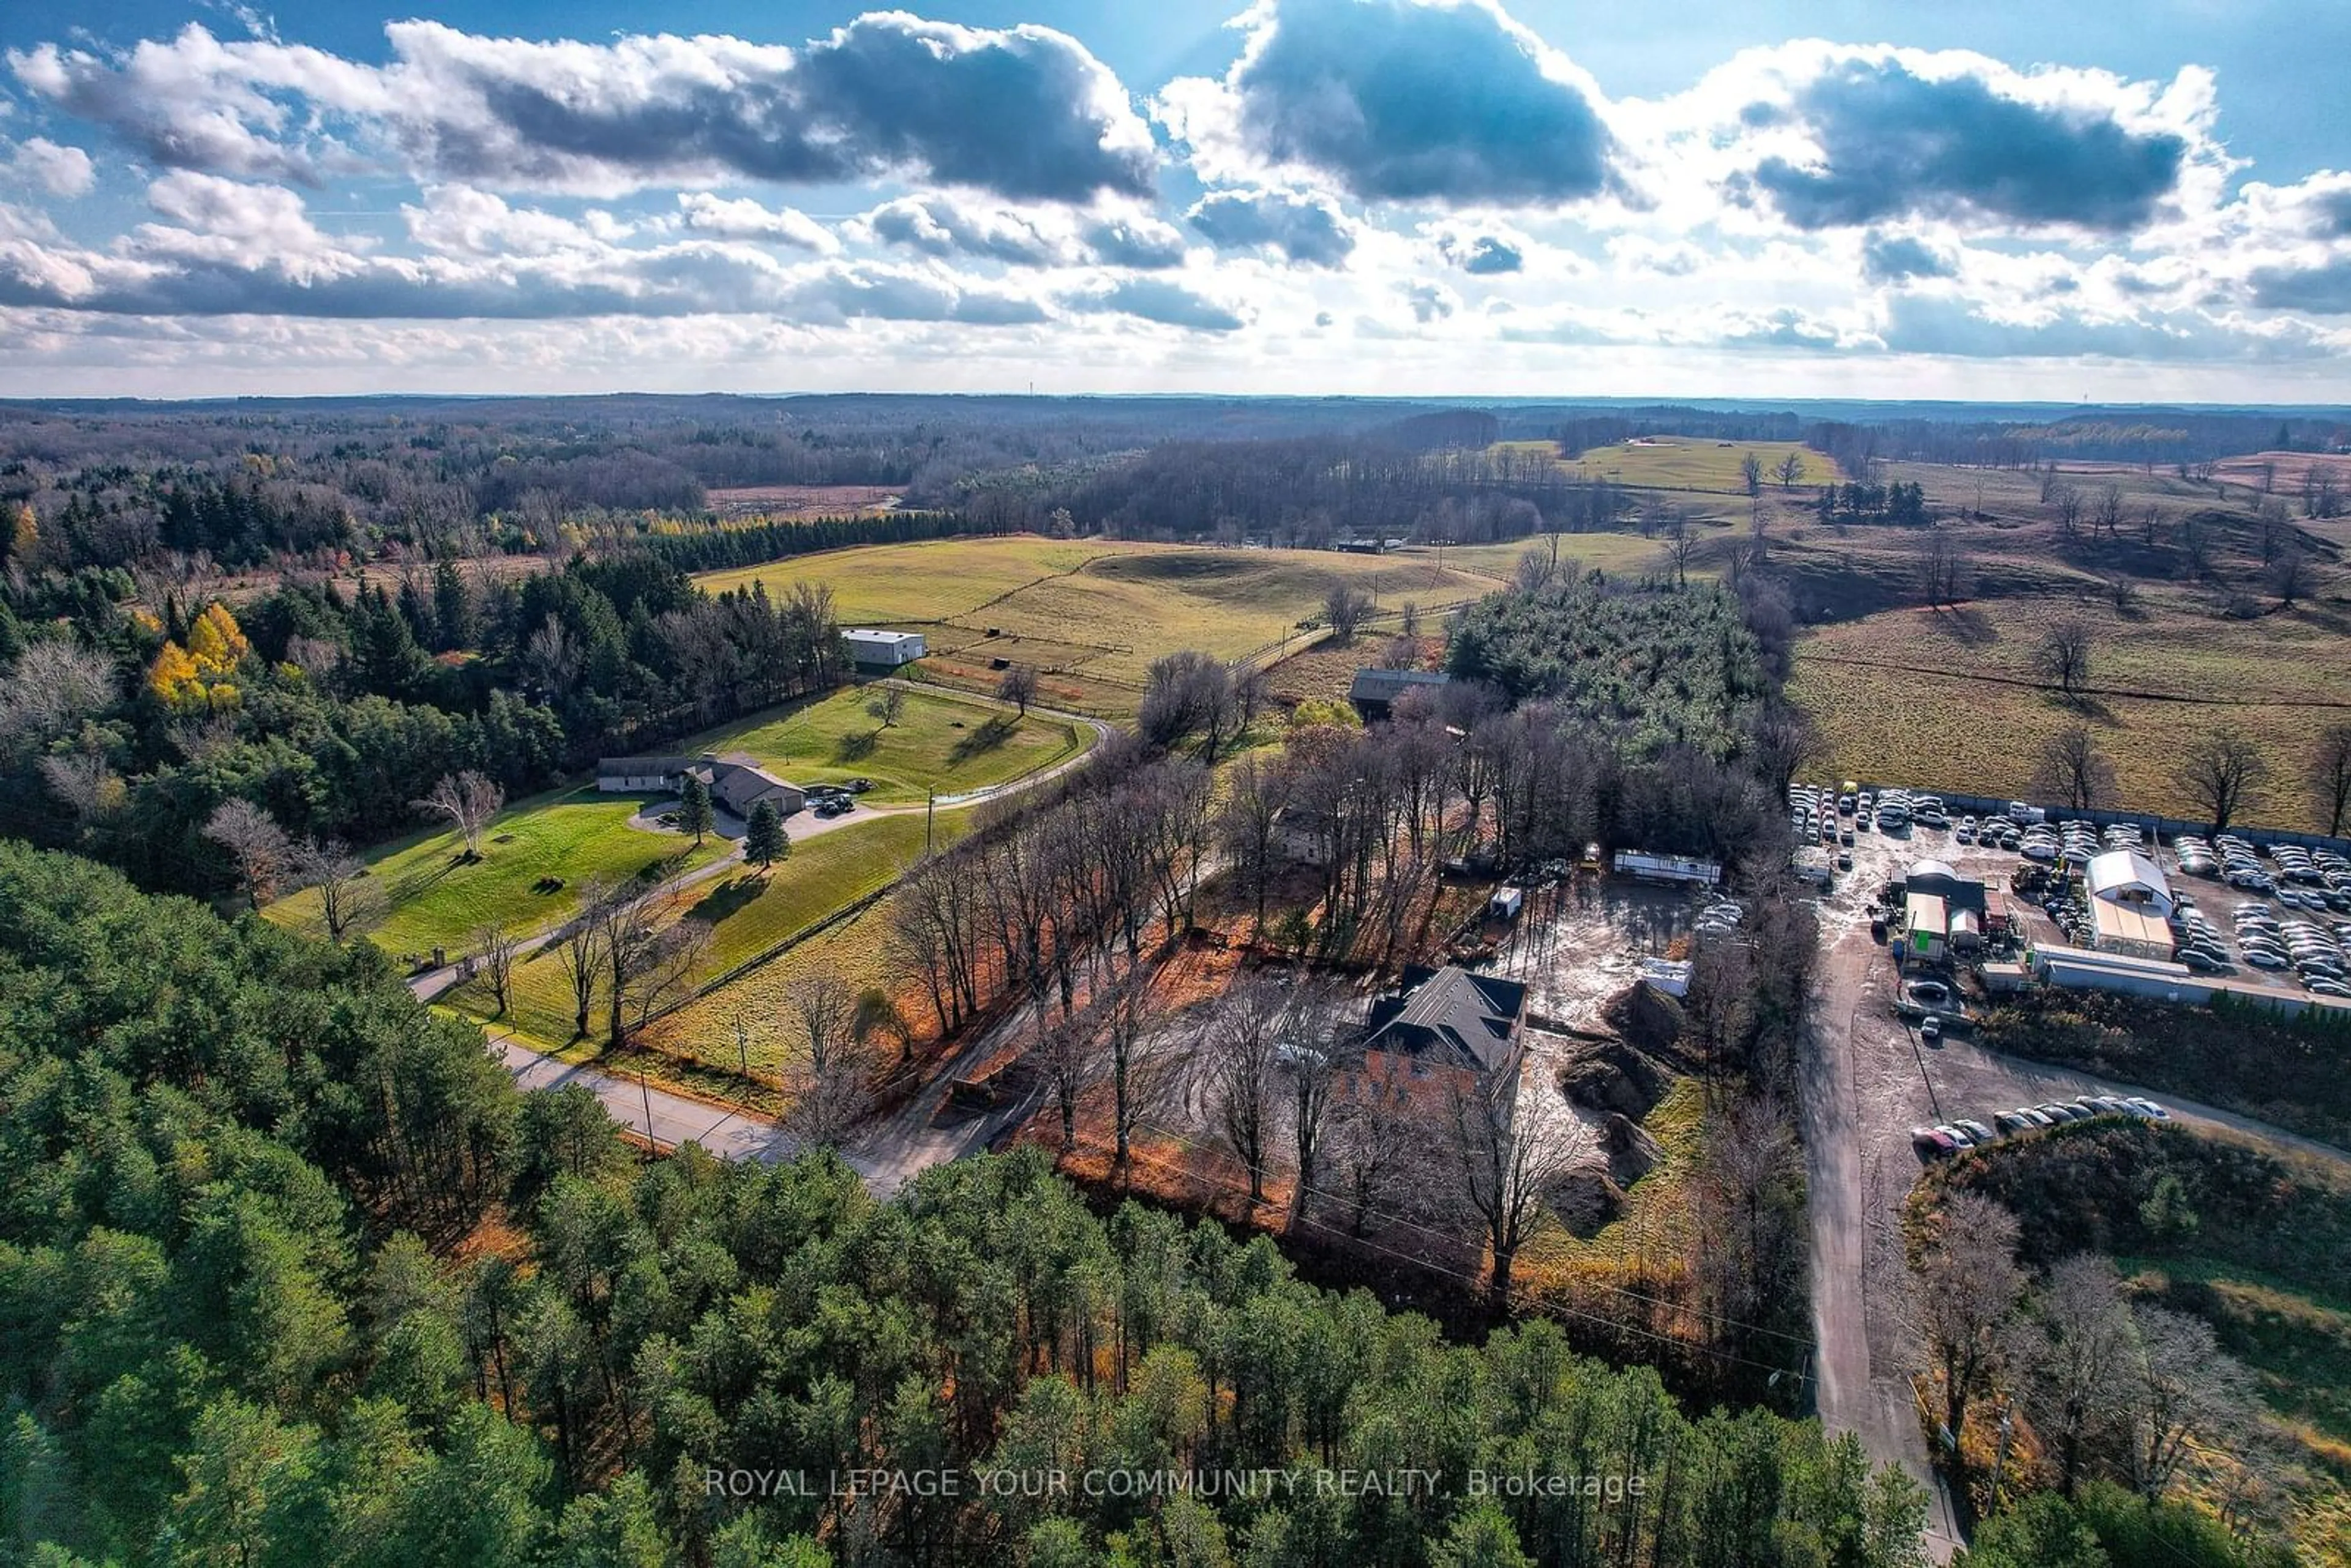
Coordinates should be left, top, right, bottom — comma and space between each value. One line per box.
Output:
926, 787, 936, 854
640, 1067, 655, 1160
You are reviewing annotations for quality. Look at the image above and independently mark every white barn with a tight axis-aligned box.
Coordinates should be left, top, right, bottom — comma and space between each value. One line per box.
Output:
844, 629, 926, 669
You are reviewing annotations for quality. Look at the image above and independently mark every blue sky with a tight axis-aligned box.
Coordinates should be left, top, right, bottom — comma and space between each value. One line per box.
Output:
2, 0, 2349, 399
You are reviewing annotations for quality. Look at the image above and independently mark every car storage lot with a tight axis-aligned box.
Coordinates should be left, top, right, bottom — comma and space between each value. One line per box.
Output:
1793, 807, 2351, 1559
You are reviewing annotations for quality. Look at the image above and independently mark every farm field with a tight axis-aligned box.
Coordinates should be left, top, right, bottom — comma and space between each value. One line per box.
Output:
1427, 531, 1689, 583
1791, 592, 2351, 828
263, 787, 722, 959
695, 535, 1501, 715
687, 684, 1084, 803
1494, 435, 1847, 493
703, 482, 900, 520
440, 811, 949, 1051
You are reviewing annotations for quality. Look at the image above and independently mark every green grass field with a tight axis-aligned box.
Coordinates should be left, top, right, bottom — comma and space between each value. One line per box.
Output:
1494, 436, 1845, 494
441, 811, 952, 1049
694, 535, 1502, 715
264, 787, 724, 959
687, 684, 1083, 803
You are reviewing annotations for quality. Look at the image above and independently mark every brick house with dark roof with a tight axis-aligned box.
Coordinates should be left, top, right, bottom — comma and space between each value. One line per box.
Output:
1351, 963, 1529, 1117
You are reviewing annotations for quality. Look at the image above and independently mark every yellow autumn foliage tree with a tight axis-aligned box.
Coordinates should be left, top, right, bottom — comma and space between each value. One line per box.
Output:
185, 604, 250, 677
148, 602, 250, 710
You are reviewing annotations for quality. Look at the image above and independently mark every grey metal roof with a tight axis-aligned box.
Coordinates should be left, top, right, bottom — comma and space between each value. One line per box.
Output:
1349, 668, 1452, 703
1362, 964, 1527, 1074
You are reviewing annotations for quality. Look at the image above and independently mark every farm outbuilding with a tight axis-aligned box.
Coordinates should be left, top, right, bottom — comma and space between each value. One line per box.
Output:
843, 628, 926, 669
1348, 667, 1450, 722
2085, 849, 2175, 960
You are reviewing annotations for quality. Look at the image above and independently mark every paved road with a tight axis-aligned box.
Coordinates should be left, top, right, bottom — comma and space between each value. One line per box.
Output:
1799, 825, 2351, 1563
493, 1033, 805, 1164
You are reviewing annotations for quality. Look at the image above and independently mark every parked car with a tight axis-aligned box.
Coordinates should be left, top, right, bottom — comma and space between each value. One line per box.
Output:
1912, 1126, 1959, 1157
1952, 1118, 1997, 1144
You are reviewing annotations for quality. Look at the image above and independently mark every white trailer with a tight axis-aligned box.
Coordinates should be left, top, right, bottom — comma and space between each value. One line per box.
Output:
1611, 850, 1723, 887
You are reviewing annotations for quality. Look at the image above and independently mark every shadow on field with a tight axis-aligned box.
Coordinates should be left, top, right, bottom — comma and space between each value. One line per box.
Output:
686, 875, 764, 926
948, 715, 1017, 765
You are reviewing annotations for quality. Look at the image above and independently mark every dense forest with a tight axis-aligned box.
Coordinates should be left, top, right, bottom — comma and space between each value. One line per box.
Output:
0, 841, 1932, 1567
0, 550, 846, 898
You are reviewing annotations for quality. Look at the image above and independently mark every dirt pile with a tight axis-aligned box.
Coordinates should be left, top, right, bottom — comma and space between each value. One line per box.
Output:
1557, 1035, 1671, 1120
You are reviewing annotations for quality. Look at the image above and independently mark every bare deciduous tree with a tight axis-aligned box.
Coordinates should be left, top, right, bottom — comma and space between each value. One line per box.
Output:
1740, 452, 1763, 497
0, 642, 114, 752
2119, 1304, 2254, 1502
2034, 725, 2118, 811
1919, 529, 1970, 608
2312, 722, 2351, 838
524, 614, 580, 701
1217, 753, 1292, 935
1285, 980, 1354, 1220
556, 884, 612, 1041
2011, 1255, 2133, 1498
291, 836, 377, 941
1322, 582, 1376, 641
2270, 549, 2311, 608
203, 798, 291, 908
782, 973, 873, 1150
476, 922, 522, 1016
1206, 974, 1287, 1203
2174, 726, 2268, 831
414, 769, 504, 858
2094, 483, 2125, 537
1330, 1056, 1422, 1237
1911, 1192, 2026, 1453
1774, 451, 1805, 489
2053, 484, 2085, 535
1447, 1073, 1589, 1311
996, 662, 1038, 718
1095, 958, 1172, 1172
39, 751, 122, 822
2033, 618, 2096, 699
1032, 997, 1097, 1150
1742, 704, 1818, 802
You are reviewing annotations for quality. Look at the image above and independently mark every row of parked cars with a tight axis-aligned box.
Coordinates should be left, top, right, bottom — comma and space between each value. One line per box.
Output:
804, 777, 874, 819
1912, 1095, 2169, 1158
2175, 833, 2351, 910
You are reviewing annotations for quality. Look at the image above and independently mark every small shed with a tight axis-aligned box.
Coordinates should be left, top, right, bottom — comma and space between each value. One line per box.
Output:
1489, 885, 1524, 921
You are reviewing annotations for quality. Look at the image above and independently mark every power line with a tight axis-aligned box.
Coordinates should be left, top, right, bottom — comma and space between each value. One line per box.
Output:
1130, 1112, 1815, 1349
1107, 1123, 1808, 1381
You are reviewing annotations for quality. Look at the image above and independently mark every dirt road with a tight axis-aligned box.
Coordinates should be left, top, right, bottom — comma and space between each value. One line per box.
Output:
1799, 820, 2351, 1562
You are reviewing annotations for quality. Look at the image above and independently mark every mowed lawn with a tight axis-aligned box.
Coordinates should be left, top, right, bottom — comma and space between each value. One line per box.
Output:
694, 535, 1499, 712
1791, 593, 2351, 829
1494, 435, 1846, 493
264, 787, 724, 958
442, 810, 953, 1049
687, 683, 1082, 803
